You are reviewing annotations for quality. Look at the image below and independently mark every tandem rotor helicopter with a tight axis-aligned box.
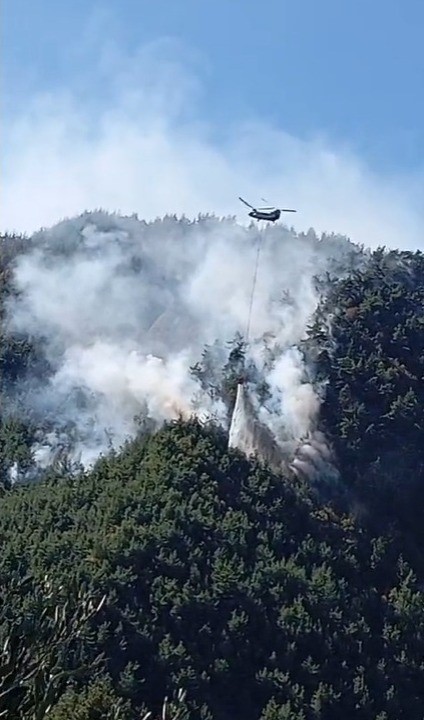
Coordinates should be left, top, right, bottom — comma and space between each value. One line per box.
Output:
238, 196, 296, 222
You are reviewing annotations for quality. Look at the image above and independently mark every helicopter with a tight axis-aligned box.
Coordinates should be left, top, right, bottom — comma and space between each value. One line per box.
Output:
239, 196, 296, 222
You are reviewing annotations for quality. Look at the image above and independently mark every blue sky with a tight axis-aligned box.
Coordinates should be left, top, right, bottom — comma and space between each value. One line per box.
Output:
4, 0, 424, 171
2, 0, 424, 242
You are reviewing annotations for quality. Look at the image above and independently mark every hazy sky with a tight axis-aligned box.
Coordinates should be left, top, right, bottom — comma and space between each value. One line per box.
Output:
2, 0, 424, 243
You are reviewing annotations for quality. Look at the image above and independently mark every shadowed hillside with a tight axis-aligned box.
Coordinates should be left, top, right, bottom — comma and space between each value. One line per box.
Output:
1, 419, 424, 719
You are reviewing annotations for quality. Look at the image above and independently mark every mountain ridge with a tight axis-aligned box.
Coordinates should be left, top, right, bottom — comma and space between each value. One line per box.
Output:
1, 212, 424, 717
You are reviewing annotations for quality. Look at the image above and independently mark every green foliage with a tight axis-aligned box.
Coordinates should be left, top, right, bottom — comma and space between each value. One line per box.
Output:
190, 335, 248, 416
0, 417, 36, 487
190, 334, 271, 419
0, 420, 423, 717
48, 677, 132, 720
2, 233, 424, 717
308, 249, 424, 541
0, 233, 43, 485
0, 573, 106, 719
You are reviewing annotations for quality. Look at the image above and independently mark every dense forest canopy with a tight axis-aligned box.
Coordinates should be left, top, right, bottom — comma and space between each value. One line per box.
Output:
306, 249, 424, 543
2, 420, 424, 719
1, 213, 424, 718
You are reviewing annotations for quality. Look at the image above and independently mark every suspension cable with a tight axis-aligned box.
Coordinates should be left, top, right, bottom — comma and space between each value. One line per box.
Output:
245, 231, 264, 347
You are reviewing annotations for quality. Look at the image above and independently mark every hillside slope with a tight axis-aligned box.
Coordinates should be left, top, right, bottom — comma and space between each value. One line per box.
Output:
1, 217, 424, 718
1, 420, 424, 719
306, 248, 424, 542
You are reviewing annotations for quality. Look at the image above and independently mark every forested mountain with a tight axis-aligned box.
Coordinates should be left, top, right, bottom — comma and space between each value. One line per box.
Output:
1, 215, 424, 718
307, 249, 424, 546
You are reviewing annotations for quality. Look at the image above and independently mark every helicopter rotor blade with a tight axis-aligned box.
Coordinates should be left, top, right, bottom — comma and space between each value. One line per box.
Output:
238, 196, 256, 210
279, 208, 297, 213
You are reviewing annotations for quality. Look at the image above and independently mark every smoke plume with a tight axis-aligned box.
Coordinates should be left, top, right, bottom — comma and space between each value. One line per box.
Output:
4, 211, 362, 480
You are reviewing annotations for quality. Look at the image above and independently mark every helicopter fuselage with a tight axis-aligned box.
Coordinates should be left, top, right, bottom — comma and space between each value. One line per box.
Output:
248, 209, 281, 222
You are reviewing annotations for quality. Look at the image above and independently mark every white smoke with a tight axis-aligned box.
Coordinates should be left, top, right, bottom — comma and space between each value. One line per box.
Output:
3, 40, 424, 482
5, 211, 360, 477
3, 40, 424, 248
